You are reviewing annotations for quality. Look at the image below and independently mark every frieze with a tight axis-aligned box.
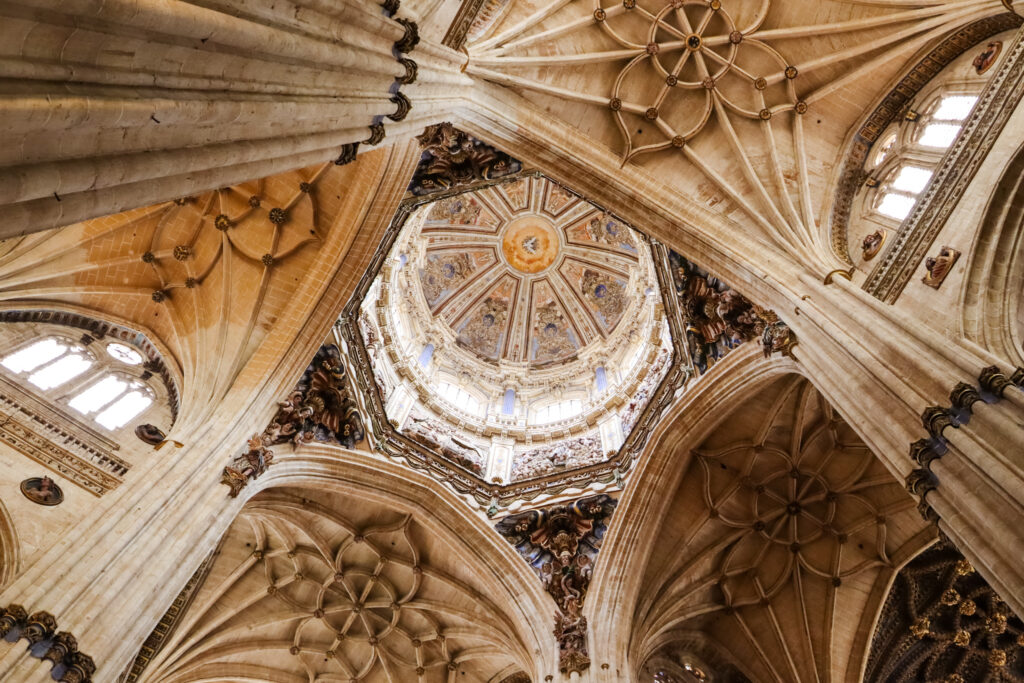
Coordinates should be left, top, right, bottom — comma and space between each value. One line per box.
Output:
829, 13, 1022, 265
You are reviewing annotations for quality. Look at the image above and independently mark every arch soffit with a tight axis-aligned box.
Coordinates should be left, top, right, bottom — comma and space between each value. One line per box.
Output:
960, 137, 1024, 366
247, 444, 560, 675
585, 346, 799, 663
0, 497, 20, 589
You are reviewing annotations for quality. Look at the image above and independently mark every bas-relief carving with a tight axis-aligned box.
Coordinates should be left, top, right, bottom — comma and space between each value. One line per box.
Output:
862, 229, 888, 261
566, 214, 638, 255
975, 41, 1003, 75
402, 411, 485, 475
621, 349, 671, 433
455, 282, 514, 361
923, 246, 961, 289
496, 494, 617, 675
864, 540, 1024, 682
668, 252, 789, 373
510, 435, 602, 480
419, 250, 493, 309
20, 476, 63, 506
425, 193, 498, 228
410, 123, 522, 197
558, 262, 628, 333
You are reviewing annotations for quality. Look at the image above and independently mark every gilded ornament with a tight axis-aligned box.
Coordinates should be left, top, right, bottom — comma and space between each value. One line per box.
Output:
268, 208, 288, 225
953, 629, 970, 647
759, 108, 772, 120
666, 74, 678, 86
785, 65, 798, 79
142, 251, 155, 263
215, 214, 232, 230
730, 31, 743, 44
989, 650, 1007, 667
702, 77, 715, 89
941, 588, 960, 605
261, 254, 274, 267
795, 101, 808, 115
594, 8, 605, 21
645, 107, 659, 120
709, 0, 721, 9
151, 290, 166, 303
248, 196, 261, 208
609, 98, 622, 111
922, 246, 961, 289
955, 558, 973, 575
910, 617, 930, 638
646, 42, 659, 55
754, 77, 767, 90
622, 0, 635, 8
672, 136, 685, 148
958, 600, 976, 615
173, 245, 191, 261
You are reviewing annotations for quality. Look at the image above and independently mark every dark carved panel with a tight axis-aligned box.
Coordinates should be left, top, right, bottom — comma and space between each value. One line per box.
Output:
408, 123, 522, 197
865, 540, 1024, 682
496, 494, 617, 675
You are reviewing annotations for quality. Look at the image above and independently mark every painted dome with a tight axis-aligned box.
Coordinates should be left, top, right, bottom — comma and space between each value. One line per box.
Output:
416, 176, 643, 366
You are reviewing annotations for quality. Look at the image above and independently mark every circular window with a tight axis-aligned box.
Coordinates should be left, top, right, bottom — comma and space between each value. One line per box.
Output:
106, 342, 143, 365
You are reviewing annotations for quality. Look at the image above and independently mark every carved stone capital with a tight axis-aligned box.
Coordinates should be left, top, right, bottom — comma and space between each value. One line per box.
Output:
0, 605, 95, 682
910, 438, 941, 469
394, 18, 420, 54
334, 142, 359, 166
979, 365, 1012, 397
906, 467, 938, 498
388, 91, 411, 122
397, 57, 418, 85
949, 381, 981, 414
921, 406, 954, 438
24, 610, 57, 643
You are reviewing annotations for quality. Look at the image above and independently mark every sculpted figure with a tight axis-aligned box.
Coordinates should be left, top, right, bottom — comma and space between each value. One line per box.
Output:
922, 246, 961, 289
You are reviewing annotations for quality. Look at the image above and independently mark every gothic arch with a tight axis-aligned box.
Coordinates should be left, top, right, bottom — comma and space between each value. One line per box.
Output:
961, 139, 1024, 367
133, 445, 557, 683
0, 497, 20, 589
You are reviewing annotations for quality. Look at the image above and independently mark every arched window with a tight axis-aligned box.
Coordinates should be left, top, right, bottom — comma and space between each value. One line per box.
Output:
866, 92, 979, 223
436, 381, 485, 417
0, 334, 163, 433
531, 398, 583, 425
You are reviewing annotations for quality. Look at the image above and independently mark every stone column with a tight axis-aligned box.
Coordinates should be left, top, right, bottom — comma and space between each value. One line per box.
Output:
787, 272, 1024, 617
0, 0, 472, 237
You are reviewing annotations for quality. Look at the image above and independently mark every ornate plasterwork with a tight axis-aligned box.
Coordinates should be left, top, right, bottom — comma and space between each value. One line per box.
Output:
496, 494, 618, 675
337, 165, 690, 510
403, 174, 649, 367
864, 540, 1024, 682
409, 123, 523, 197
864, 23, 1024, 302
221, 344, 365, 497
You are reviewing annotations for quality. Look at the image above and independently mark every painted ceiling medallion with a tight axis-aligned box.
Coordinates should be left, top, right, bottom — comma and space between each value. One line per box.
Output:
501, 216, 560, 273
415, 175, 644, 366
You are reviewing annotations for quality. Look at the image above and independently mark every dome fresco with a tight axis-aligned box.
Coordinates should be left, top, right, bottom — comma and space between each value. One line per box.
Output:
358, 174, 673, 484
416, 176, 643, 366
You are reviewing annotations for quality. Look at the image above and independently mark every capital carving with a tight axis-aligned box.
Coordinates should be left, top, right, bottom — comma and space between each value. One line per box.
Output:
979, 365, 1012, 397
949, 381, 981, 414
921, 406, 954, 438
910, 438, 941, 469
0, 605, 95, 682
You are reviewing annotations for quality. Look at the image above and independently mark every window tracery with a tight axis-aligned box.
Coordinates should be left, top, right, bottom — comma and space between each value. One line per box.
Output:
1, 335, 160, 433
865, 92, 978, 224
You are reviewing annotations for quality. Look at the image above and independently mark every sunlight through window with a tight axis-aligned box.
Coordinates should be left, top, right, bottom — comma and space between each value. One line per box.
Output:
69, 376, 128, 414
2, 339, 66, 373
28, 354, 92, 390
95, 391, 152, 430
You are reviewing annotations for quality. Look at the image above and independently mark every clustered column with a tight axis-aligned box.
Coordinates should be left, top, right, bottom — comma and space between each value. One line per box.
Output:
0, 0, 472, 237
